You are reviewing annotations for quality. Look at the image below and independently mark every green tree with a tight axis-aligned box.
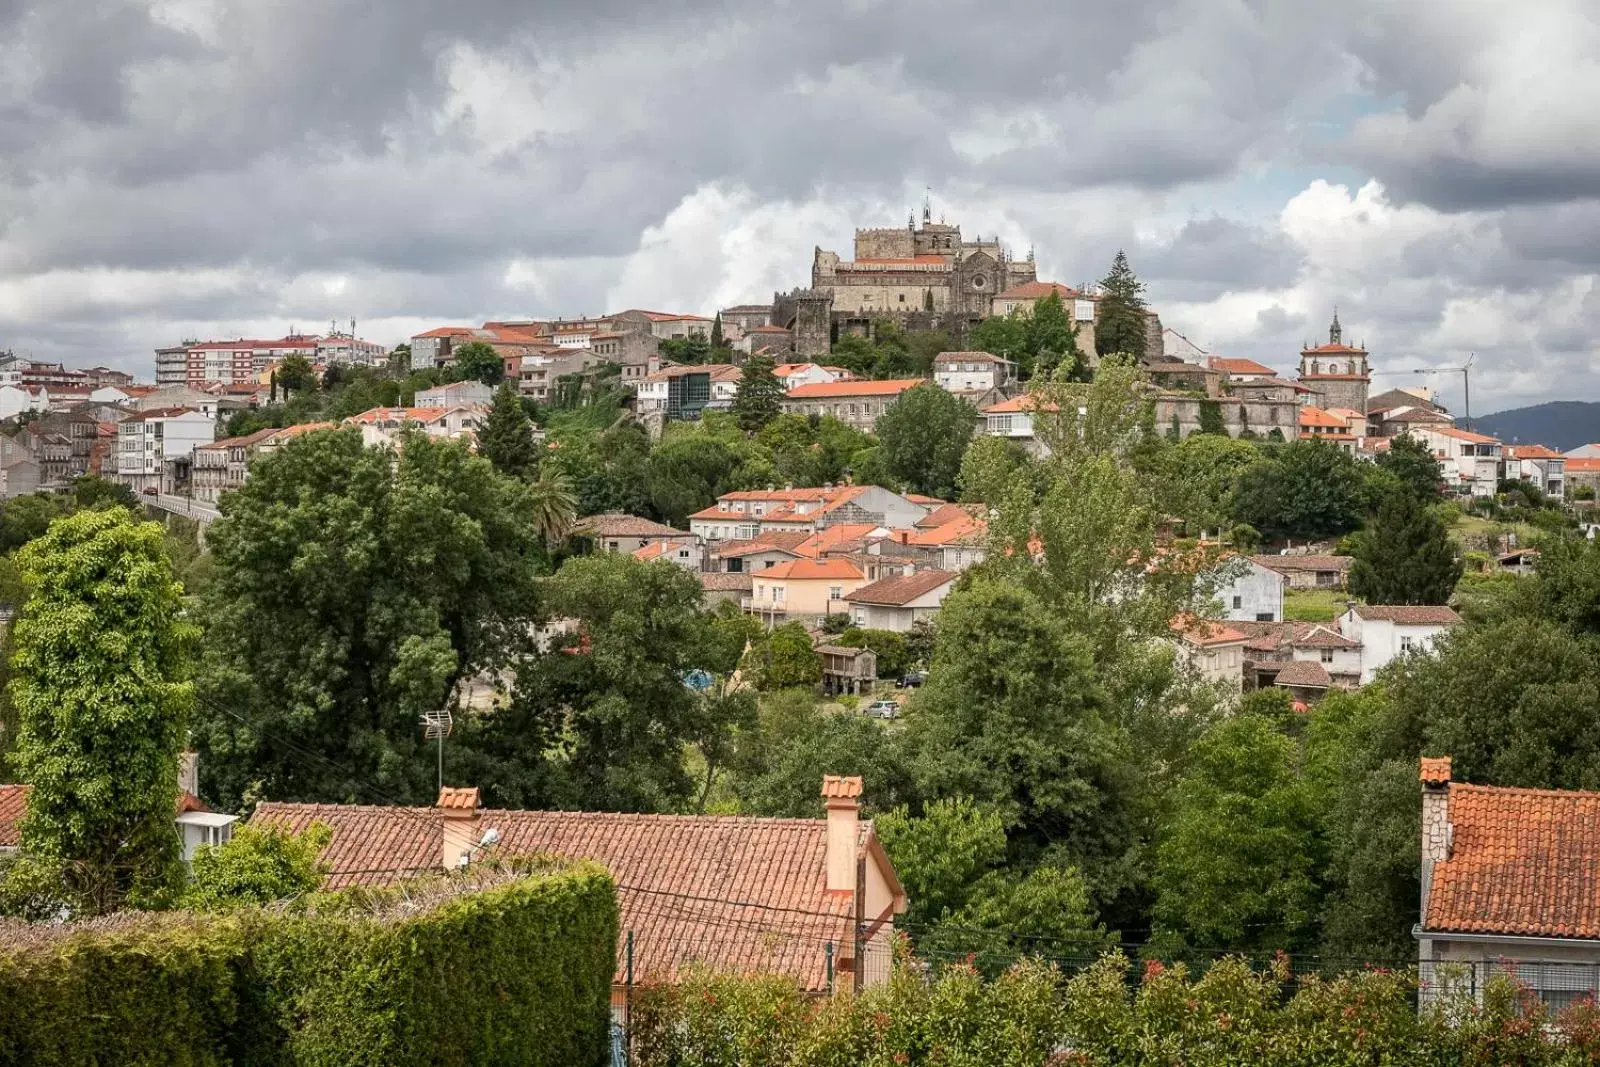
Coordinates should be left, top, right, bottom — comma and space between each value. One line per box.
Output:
957, 434, 1032, 505
1094, 250, 1149, 361
1376, 433, 1444, 502
899, 578, 1129, 895
835, 627, 910, 681
1027, 291, 1083, 379
480, 383, 538, 479
764, 622, 821, 690
6, 509, 195, 915
710, 313, 724, 349
527, 466, 579, 550
1348, 491, 1463, 605
70, 475, 137, 511
730, 706, 911, 818
876, 383, 978, 498
875, 797, 1006, 925
0, 494, 66, 553
731, 356, 785, 433
182, 821, 331, 911
647, 431, 743, 528
192, 428, 542, 808
1151, 433, 1262, 532
277, 353, 318, 395
1152, 715, 1321, 952
450, 341, 506, 386
477, 554, 739, 811
967, 312, 1030, 372
1232, 438, 1367, 541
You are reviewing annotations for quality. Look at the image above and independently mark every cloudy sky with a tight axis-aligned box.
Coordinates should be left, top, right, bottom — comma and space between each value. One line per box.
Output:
3, 0, 1598, 411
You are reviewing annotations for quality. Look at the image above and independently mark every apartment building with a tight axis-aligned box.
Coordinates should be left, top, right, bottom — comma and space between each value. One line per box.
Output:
115, 408, 217, 492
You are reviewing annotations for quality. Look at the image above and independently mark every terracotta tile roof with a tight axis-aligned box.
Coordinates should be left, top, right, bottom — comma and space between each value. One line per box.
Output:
994, 280, 1078, 301
198, 427, 280, 451
758, 558, 865, 582
1208, 357, 1278, 376
1507, 445, 1562, 459
785, 379, 924, 400
119, 406, 204, 422
700, 572, 753, 592
1349, 604, 1462, 625
1170, 614, 1248, 647
794, 524, 882, 558
1424, 774, 1600, 939
251, 796, 900, 991
571, 513, 686, 539
1299, 405, 1349, 429
345, 406, 451, 425
907, 514, 986, 547
1289, 625, 1360, 650
1301, 342, 1367, 354
982, 393, 1061, 414
1274, 659, 1332, 687
272, 421, 335, 438
711, 533, 810, 557
1251, 554, 1352, 574
934, 351, 1011, 365
437, 787, 480, 811
844, 569, 956, 606
1420, 757, 1453, 785
0, 784, 26, 847
1429, 425, 1501, 445
821, 775, 864, 799
915, 503, 981, 529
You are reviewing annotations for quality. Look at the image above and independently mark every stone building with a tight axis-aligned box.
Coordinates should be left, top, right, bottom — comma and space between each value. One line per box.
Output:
1298, 311, 1371, 413
774, 205, 1038, 357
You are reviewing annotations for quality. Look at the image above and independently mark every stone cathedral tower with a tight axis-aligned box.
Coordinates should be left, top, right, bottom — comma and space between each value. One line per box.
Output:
1297, 310, 1371, 413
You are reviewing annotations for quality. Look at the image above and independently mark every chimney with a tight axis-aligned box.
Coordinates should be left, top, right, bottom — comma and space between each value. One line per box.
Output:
822, 775, 863, 894
1419, 757, 1452, 924
437, 786, 482, 871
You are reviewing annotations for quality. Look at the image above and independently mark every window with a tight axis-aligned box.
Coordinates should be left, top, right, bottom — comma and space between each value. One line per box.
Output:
829, 586, 843, 600
1256, 612, 1276, 622
1231, 596, 1242, 609
1320, 649, 1334, 663
772, 587, 785, 604
678, 550, 690, 559
898, 294, 905, 303
608, 541, 619, 552
1400, 636, 1415, 651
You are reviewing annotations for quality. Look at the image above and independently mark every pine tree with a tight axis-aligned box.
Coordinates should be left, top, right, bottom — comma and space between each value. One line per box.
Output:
710, 313, 724, 349
1348, 491, 1463, 605
1094, 250, 1150, 362
731, 356, 785, 432
480, 383, 537, 479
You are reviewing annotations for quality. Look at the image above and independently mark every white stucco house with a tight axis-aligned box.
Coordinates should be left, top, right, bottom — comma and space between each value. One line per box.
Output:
1211, 556, 1287, 623
843, 569, 958, 632
1339, 604, 1462, 684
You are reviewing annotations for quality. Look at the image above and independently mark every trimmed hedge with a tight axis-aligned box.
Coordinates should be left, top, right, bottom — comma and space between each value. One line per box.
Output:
0, 864, 618, 1067
632, 950, 1600, 1067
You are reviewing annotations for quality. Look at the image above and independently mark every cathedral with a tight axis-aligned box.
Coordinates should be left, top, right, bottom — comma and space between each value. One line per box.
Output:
1297, 311, 1371, 413
774, 205, 1038, 357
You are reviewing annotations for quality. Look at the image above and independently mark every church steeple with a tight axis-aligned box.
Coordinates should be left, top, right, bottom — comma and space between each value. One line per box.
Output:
1329, 307, 1343, 346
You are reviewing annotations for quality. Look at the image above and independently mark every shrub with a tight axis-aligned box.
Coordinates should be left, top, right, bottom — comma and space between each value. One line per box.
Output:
0, 864, 618, 1067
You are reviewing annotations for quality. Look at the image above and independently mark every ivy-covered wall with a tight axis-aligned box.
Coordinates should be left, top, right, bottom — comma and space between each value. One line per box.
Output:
0, 865, 618, 1067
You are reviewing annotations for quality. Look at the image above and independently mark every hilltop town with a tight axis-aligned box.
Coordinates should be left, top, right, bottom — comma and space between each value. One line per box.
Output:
5, 213, 1600, 1063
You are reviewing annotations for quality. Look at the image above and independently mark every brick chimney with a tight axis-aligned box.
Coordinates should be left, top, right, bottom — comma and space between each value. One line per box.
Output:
821, 775, 863, 895
1419, 757, 1452, 925
437, 786, 481, 871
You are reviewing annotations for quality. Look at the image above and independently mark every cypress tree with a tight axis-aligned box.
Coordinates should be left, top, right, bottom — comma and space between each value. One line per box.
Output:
731, 356, 785, 432
480, 383, 537, 479
1348, 492, 1463, 605
1094, 250, 1150, 362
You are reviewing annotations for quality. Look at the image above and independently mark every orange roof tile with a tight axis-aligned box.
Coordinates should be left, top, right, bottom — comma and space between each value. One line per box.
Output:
907, 514, 986, 547
1208, 357, 1278, 376
1429, 425, 1501, 445
794, 523, 881, 558
1170, 614, 1247, 647
994, 280, 1079, 301
821, 775, 864, 799
785, 378, 924, 400
251, 794, 901, 991
1566, 457, 1600, 473
1350, 604, 1461, 625
1507, 445, 1562, 459
1274, 659, 1332, 687
0, 783, 26, 847
1424, 773, 1600, 939
1420, 757, 1453, 785
982, 394, 1060, 414
437, 786, 480, 811
843, 569, 957, 606
1298, 405, 1349, 428
1301, 342, 1368, 354
757, 558, 865, 582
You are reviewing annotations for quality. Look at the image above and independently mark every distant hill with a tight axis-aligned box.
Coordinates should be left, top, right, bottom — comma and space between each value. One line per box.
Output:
1469, 401, 1600, 452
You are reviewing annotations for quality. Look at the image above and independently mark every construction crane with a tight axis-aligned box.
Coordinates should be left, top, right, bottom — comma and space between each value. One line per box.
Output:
1397, 353, 1476, 430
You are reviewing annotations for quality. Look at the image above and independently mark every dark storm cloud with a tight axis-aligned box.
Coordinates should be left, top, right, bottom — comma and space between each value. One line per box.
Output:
0, 0, 1594, 401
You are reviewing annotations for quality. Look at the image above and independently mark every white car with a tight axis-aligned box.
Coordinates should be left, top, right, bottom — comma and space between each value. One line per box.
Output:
864, 699, 900, 720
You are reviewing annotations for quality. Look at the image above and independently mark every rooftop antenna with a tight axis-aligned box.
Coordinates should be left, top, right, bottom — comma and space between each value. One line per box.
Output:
420, 704, 454, 794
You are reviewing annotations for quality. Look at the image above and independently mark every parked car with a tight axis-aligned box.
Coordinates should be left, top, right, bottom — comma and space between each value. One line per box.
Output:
864, 699, 900, 720
898, 672, 927, 689
141, 486, 159, 496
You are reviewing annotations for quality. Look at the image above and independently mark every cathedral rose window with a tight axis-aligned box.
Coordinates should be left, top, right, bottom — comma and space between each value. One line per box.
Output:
971, 274, 987, 289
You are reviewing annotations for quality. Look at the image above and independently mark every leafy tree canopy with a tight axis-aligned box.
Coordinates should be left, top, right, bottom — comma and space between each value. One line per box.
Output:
449, 341, 505, 386
875, 383, 978, 499
1348, 490, 1463, 605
